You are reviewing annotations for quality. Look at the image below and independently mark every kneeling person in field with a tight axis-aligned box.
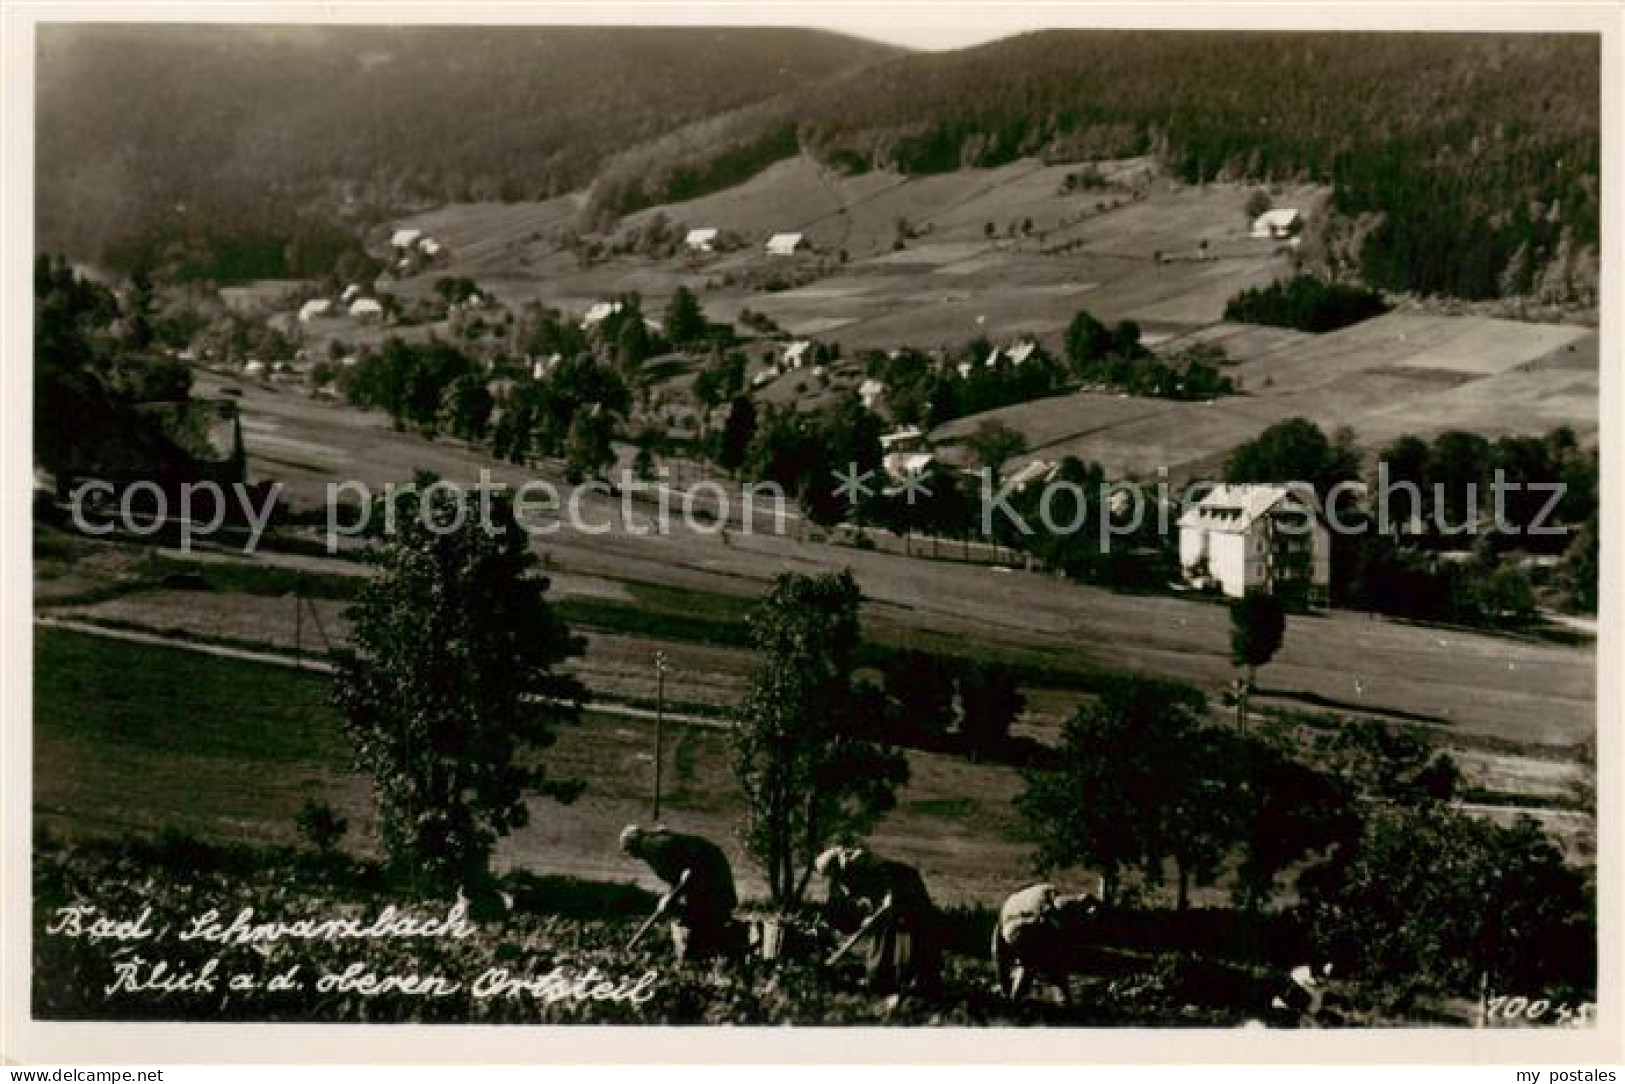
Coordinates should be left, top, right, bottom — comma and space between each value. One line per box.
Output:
992, 882, 1101, 1004
620, 824, 740, 964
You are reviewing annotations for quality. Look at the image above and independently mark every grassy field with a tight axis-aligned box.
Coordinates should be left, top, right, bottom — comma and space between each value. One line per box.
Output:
366, 156, 1304, 351
933, 310, 1598, 480
33, 627, 1037, 906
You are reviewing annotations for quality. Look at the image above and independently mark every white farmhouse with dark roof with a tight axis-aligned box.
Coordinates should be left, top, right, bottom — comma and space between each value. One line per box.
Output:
1177, 482, 1329, 605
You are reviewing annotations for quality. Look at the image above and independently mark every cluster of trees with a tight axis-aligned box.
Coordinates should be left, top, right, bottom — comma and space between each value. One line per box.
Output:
869, 343, 1069, 431
490, 358, 630, 482
1223, 275, 1389, 333
340, 338, 488, 441
874, 649, 1026, 754
1066, 311, 1236, 400
1017, 673, 1592, 999
1300, 801, 1593, 1001
1219, 417, 1600, 619
338, 333, 634, 484
1222, 417, 1363, 502
1019, 681, 1356, 911
736, 398, 883, 527
33, 254, 229, 487
101, 217, 381, 288
1376, 427, 1597, 542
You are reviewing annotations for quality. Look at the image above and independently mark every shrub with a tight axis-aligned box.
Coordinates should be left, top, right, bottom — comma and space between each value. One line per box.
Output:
295, 799, 349, 854
1224, 275, 1389, 332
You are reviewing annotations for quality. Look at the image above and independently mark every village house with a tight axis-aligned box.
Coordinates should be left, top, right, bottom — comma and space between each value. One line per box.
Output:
879, 425, 925, 452
1177, 482, 1330, 606
298, 299, 333, 323
581, 300, 622, 328
684, 228, 719, 253
858, 378, 887, 411
1005, 458, 1059, 493
1005, 339, 1038, 367
882, 450, 935, 483
389, 228, 423, 250
765, 232, 808, 256
349, 297, 384, 321
780, 340, 812, 371
1251, 208, 1303, 240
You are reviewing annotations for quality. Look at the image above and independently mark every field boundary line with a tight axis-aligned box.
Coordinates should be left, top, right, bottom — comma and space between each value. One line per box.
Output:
32, 615, 731, 731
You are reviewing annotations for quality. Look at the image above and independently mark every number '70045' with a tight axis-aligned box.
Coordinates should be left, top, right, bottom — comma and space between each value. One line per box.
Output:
1486, 996, 1594, 1025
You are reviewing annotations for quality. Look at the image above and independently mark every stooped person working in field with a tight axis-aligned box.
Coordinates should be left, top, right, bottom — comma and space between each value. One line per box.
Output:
991, 882, 1102, 1005
814, 846, 941, 997
620, 825, 741, 964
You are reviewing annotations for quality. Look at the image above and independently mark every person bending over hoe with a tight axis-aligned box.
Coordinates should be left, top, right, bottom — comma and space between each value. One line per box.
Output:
815, 845, 941, 996
620, 824, 740, 964
991, 882, 1102, 1004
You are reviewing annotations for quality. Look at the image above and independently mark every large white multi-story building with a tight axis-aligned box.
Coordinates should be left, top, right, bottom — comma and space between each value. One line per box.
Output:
1177, 482, 1330, 606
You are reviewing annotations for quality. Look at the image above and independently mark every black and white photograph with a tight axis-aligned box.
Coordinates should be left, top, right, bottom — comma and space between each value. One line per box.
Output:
4, 2, 1619, 1062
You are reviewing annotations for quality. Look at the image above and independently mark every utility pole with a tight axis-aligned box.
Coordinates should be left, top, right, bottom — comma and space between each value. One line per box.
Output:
652, 651, 669, 822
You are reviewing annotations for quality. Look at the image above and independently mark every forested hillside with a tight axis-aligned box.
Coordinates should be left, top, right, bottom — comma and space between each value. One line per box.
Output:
785, 31, 1600, 302
38, 26, 1598, 302
35, 25, 898, 271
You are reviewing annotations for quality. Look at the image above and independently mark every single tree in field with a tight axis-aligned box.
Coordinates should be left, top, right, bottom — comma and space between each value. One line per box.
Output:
957, 661, 1026, 757
663, 284, 707, 348
965, 419, 1027, 487
1229, 588, 1286, 730
1017, 679, 1209, 905
564, 408, 616, 483
332, 477, 585, 895
715, 395, 758, 476
1064, 309, 1114, 372
1244, 188, 1273, 222
1229, 730, 1357, 911
615, 315, 651, 371
731, 571, 907, 907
